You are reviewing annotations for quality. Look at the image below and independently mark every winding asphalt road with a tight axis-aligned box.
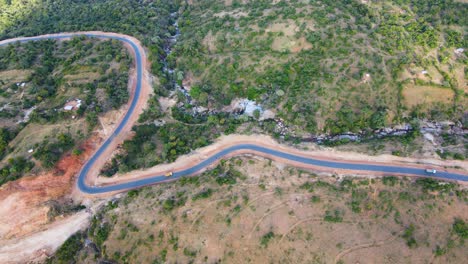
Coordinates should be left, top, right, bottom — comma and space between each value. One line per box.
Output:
1, 33, 467, 195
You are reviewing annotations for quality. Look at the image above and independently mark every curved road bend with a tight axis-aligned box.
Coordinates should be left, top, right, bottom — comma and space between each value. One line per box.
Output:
1, 33, 467, 195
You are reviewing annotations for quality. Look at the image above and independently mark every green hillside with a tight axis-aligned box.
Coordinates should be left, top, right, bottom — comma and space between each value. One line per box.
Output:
174, 0, 467, 134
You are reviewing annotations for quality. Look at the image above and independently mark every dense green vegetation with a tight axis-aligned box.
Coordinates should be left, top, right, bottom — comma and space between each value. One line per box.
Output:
0, 156, 34, 185
0, 0, 185, 185
33, 133, 75, 168
0, 127, 17, 158
1, 39, 131, 121
46, 232, 85, 264
0, 0, 181, 81
452, 218, 468, 240
403, 224, 418, 248
101, 114, 242, 176
174, 0, 467, 135
0, 38, 131, 185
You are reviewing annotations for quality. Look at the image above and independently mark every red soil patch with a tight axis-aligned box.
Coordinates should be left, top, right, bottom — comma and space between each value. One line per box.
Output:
0, 31, 151, 242
0, 139, 96, 239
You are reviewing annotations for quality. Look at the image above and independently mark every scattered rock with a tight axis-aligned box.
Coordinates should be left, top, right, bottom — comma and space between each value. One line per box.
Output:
423, 133, 435, 144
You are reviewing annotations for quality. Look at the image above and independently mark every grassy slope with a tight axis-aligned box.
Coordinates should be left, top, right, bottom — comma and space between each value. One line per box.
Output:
0, 0, 179, 182
101, 0, 468, 177
174, 0, 467, 134
52, 157, 467, 263
0, 38, 130, 184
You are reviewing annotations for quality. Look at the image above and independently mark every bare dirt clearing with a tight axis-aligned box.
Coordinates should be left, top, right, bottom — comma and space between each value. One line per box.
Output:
0, 138, 98, 240
0, 210, 91, 263
0, 31, 152, 263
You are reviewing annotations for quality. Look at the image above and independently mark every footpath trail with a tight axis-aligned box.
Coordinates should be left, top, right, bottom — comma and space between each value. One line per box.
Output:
1, 32, 467, 197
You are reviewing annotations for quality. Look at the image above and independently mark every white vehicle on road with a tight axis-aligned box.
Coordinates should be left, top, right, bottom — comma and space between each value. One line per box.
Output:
425, 169, 437, 174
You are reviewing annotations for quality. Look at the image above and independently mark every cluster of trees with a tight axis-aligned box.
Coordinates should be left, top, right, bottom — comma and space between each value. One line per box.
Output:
0, 157, 35, 186
98, 70, 129, 109
0, 0, 180, 41
101, 113, 242, 176
174, 0, 466, 136
0, 0, 184, 184
0, 0, 181, 89
0, 40, 60, 105
377, 15, 441, 54
33, 133, 75, 168
0, 40, 48, 70
1, 38, 131, 124
325, 105, 388, 134
0, 128, 36, 187
199, 161, 245, 186
0, 127, 16, 158
138, 96, 164, 123
47, 231, 85, 263
0, 38, 134, 182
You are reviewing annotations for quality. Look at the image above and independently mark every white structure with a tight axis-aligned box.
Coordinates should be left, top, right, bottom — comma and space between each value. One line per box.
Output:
64, 105, 73, 111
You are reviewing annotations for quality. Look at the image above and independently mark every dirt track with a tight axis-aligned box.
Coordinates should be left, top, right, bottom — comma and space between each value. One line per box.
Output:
0, 31, 151, 263
93, 134, 468, 191
0, 31, 467, 263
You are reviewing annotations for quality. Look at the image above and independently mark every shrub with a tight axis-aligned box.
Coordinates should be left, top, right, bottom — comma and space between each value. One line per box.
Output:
260, 231, 275, 247
50, 232, 84, 263
311, 195, 321, 203
324, 209, 344, 223
452, 218, 468, 239
0, 157, 35, 186
192, 189, 213, 201
402, 224, 417, 248
382, 176, 398, 186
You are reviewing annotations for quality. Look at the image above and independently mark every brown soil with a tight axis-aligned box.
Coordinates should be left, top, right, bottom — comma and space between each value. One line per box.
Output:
0, 31, 466, 263
0, 139, 95, 240
94, 134, 468, 190
92, 157, 468, 264
0, 31, 152, 262
0, 210, 91, 263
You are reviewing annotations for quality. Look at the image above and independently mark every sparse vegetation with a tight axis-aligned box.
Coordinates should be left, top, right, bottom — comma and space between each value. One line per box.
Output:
46, 231, 85, 264
100, 116, 241, 176
59, 158, 467, 263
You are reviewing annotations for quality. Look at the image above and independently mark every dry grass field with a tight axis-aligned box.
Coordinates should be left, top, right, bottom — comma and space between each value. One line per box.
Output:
72, 157, 468, 264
